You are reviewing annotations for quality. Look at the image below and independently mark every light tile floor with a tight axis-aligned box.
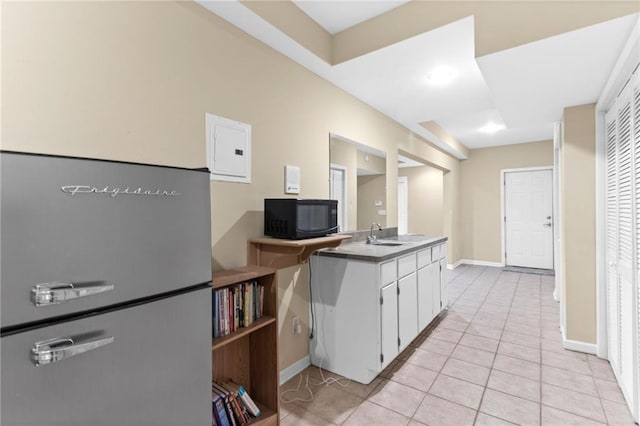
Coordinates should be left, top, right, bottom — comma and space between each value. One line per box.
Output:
279, 265, 637, 426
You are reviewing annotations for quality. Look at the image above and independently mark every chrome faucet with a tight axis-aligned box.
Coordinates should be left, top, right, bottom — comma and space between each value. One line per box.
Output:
367, 222, 382, 244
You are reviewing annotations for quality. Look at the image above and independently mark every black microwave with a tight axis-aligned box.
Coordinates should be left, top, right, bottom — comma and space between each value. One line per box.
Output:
264, 199, 338, 239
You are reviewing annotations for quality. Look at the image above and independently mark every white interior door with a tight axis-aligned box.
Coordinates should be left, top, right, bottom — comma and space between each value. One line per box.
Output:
505, 169, 554, 269
330, 165, 347, 232
398, 177, 408, 235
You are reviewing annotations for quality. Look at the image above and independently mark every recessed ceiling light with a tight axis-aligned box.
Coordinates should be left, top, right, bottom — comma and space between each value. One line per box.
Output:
478, 122, 506, 134
426, 66, 456, 86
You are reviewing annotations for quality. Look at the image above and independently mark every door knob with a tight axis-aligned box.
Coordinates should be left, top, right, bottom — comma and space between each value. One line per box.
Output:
546, 216, 552, 220
543, 222, 552, 227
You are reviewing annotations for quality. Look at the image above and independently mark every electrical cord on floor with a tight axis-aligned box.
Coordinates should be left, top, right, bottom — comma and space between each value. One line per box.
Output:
279, 373, 314, 404
308, 258, 315, 340
311, 255, 351, 388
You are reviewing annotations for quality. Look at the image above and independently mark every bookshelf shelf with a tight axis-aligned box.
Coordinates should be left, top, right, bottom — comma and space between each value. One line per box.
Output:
247, 404, 277, 426
212, 316, 276, 350
212, 265, 279, 425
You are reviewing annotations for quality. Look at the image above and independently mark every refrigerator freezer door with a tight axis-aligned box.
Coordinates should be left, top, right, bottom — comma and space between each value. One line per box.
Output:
1, 152, 212, 328
1, 288, 212, 426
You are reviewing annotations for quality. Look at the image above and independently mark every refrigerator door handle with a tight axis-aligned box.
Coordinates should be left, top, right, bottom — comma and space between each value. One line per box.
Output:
32, 282, 114, 307
32, 336, 115, 366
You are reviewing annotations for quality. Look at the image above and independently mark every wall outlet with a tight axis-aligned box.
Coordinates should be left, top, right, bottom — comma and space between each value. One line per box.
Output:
292, 316, 302, 335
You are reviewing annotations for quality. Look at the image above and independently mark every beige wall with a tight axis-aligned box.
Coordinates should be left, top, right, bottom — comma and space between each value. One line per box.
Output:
562, 104, 597, 344
444, 169, 462, 263
399, 165, 444, 236
2, 1, 459, 371
460, 141, 554, 263
357, 150, 385, 174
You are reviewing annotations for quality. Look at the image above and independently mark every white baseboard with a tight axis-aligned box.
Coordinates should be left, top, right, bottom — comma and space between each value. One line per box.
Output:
279, 355, 310, 385
561, 326, 598, 355
447, 259, 463, 270
460, 259, 504, 268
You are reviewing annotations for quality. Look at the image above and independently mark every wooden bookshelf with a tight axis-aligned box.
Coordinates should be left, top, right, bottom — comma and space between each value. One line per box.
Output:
212, 266, 279, 426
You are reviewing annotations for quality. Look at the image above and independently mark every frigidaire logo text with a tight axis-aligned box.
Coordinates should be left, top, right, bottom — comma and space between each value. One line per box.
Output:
61, 185, 180, 197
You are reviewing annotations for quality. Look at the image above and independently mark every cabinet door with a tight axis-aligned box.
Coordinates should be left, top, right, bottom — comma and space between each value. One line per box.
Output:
417, 265, 434, 330
432, 262, 441, 316
398, 273, 418, 351
380, 282, 398, 369
440, 258, 448, 309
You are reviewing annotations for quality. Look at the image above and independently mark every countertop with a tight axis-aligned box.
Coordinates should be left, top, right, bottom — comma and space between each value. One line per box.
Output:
315, 234, 447, 262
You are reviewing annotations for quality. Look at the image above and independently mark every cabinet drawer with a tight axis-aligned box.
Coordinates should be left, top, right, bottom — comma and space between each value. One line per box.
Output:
431, 245, 440, 263
381, 260, 397, 285
439, 243, 447, 259
398, 253, 417, 278
417, 248, 431, 269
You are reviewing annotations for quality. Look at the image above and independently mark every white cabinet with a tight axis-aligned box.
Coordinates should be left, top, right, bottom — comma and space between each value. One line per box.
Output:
380, 282, 398, 369
432, 258, 441, 315
417, 263, 434, 330
398, 273, 418, 351
440, 258, 448, 309
309, 241, 447, 384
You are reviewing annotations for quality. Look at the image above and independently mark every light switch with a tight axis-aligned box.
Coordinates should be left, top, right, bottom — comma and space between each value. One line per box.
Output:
285, 165, 300, 194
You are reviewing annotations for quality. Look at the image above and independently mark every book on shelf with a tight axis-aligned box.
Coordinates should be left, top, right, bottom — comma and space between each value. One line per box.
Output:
212, 393, 231, 426
221, 381, 261, 418
213, 382, 248, 425
213, 280, 265, 338
213, 384, 238, 426
213, 380, 261, 422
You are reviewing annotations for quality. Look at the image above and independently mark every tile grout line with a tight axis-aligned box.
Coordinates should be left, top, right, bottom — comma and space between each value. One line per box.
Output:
443, 267, 518, 424
539, 273, 543, 426
407, 265, 492, 423
472, 270, 528, 425
587, 348, 611, 425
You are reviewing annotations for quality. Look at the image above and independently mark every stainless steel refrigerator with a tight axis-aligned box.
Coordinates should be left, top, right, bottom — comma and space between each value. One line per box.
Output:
0, 151, 213, 426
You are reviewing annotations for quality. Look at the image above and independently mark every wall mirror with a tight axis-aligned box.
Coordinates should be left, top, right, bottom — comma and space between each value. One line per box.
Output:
397, 152, 444, 236
329, 133, 387, 232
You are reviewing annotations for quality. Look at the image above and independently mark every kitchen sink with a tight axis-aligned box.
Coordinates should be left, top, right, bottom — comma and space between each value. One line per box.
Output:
374, 242, 404, 247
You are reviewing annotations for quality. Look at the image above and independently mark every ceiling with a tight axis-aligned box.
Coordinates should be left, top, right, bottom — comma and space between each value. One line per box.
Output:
292, 1, 410, 34
197, 1, 638, 158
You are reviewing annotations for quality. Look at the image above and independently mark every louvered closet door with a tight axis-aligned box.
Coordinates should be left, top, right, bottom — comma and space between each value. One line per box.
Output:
605, 107, 621, 376
616, 84, 635, 402
633, 71, 640, 420
605, 68, 640, 418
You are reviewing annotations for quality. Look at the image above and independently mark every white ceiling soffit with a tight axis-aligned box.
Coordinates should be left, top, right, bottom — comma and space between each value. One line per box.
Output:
331, 132, 387, 157
293, 1, 410, 34
195, 0, 469, 160
196, 1, 637, 156
398, 154, 426, 168
474, 13, 638, 139
329, 16, 493, 131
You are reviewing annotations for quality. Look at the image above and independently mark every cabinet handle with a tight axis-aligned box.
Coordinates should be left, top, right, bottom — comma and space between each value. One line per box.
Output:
32, 282, 114, 307
32, 335, 114, 366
